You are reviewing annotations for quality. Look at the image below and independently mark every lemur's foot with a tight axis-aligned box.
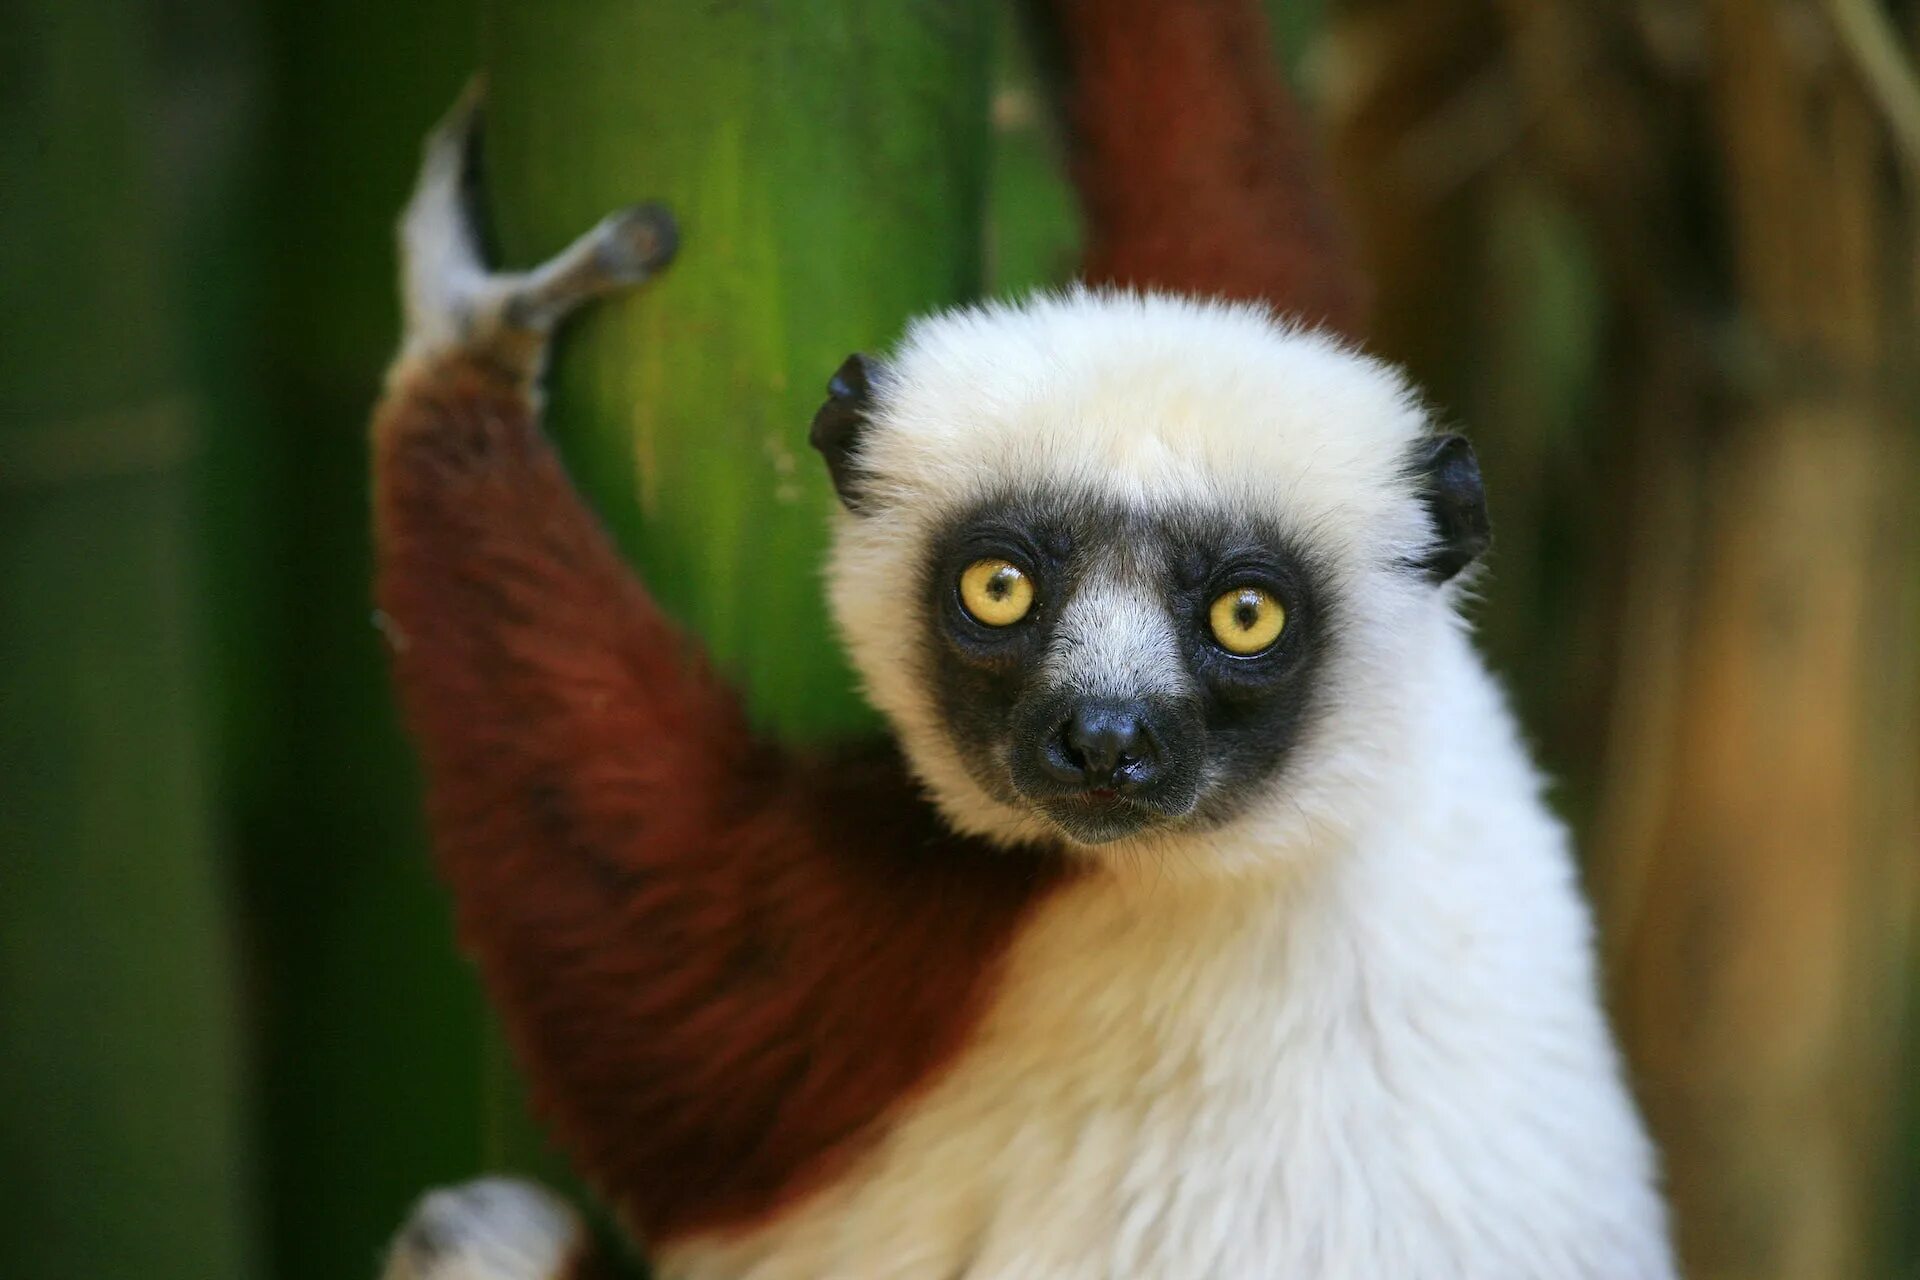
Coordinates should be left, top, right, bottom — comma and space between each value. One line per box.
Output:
398, 78, 678, 381
381, 1178, 594, 1280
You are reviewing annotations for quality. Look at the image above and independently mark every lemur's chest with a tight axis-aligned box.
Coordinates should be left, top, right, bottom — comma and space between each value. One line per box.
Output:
659, 844, 1669, 1280
663, 873, 1373, 1278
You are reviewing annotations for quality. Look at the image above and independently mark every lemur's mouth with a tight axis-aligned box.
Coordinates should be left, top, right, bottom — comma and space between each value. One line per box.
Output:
1033, 787, 1174, 846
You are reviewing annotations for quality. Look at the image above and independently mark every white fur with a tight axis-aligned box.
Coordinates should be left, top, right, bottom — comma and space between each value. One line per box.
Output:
660, 291, 1674, 1278
385, 1179, 584, 1280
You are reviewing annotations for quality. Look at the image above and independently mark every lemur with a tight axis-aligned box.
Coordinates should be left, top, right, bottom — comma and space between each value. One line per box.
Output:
372, 8, 1675, 1278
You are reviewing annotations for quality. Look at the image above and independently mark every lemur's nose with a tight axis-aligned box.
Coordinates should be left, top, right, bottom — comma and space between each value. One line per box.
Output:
1047, 702, 1160, 790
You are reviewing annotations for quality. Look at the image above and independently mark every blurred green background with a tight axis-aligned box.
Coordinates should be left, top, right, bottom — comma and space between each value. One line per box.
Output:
2, 1, 1915, 1278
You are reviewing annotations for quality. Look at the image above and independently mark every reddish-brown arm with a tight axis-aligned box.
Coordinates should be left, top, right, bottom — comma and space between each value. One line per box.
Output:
1031, 0, 1367, 333
372, 99, 1063, 1248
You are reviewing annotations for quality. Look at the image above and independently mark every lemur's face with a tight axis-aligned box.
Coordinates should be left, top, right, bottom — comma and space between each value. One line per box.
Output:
817, 293, 1487, 864
918, 492, 1329, 844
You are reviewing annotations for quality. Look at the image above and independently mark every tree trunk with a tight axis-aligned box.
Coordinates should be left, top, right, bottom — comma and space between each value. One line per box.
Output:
480, 0, 994, 741
246, 4, 489, 1278
0, 3, 255, 1276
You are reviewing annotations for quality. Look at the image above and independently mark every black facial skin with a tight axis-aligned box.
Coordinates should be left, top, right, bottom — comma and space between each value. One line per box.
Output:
919, 490, 1335, 846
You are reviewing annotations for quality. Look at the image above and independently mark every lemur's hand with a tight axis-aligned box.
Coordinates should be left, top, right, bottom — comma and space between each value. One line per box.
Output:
382, 1179, 597, 1280
396, 78, 677, 383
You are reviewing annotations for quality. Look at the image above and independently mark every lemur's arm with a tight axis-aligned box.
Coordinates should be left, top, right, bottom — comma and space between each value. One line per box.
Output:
1027, 0, 1364, 332
371, 92, 1063, 1249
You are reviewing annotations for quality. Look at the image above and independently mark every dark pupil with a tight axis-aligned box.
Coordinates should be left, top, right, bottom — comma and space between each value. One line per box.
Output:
1233, 596, 1261, 630
987, 569, 1014, 600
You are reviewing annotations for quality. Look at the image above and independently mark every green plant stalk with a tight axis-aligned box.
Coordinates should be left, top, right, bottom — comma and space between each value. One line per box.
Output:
0, 3, 255, 1277
481, 0, 994, 741
246, 3, 489, 1277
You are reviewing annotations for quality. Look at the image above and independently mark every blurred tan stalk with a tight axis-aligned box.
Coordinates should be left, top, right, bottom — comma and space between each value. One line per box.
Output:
1327, 0, 1920, 1275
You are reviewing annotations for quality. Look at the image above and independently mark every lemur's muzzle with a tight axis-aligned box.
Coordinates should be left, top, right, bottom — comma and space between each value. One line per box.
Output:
1011, 692, 1204, 843
1040, 699, 1163, 794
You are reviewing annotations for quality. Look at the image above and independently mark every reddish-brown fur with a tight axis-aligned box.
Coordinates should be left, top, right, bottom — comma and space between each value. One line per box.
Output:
373, 357, 1070, 1246
1038, 0, 1366, 334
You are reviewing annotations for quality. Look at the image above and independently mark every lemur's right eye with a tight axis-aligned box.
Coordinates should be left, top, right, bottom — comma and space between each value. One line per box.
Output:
958, 559, 1034, 627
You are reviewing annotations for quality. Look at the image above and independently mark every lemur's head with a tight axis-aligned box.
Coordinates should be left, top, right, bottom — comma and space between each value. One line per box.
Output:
814, 291, 1488, 871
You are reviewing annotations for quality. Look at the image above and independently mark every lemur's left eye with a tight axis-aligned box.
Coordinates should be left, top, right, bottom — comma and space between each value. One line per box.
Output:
958, 558, 1034, 627
1209, 585, 1286, 655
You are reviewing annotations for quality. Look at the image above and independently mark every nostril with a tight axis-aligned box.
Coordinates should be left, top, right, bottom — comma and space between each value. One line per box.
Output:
1114, 741, 1161, 791
1041, 720, 1091, 784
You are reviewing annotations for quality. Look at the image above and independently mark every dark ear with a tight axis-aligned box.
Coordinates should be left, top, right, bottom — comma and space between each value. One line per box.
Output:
1409, 434, 1490, 582
809, 353, 883, 512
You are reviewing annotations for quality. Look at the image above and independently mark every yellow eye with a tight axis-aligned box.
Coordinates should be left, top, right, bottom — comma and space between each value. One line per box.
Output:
1209, 586, 1286, 655
958, 558, 1035, 627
